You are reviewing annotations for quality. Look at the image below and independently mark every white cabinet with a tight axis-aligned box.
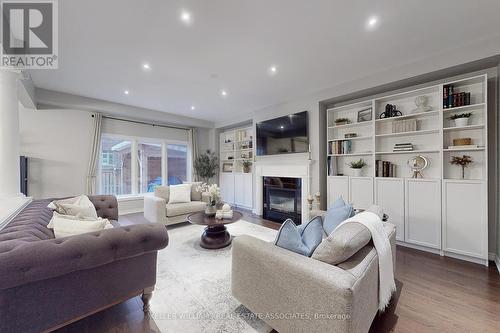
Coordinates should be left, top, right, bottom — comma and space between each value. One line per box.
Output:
349, 177, 373, 209
220, 172, 234, 204
234, 173, 253, 208
375, 178, 404, 241
405, 179, 441, 249
443, 180, 487, 260
327, 176, 349, 207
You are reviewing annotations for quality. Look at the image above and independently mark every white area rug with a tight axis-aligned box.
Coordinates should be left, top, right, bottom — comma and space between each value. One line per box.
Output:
150, 220, 277, 333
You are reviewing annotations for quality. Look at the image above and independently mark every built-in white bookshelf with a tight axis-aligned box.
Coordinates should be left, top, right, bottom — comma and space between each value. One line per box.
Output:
326, 73, 489, 265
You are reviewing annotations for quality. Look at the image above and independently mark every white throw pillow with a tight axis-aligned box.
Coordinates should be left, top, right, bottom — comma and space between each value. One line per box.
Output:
48, 212, 108, 238
47, 212, 113, 230
168, 184, 192, 204
47, 195, 98, 219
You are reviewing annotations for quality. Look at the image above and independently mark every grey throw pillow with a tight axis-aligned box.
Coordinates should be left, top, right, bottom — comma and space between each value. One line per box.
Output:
183, 181, 203, 201
274, 216, 323, 257
312, 222, 371, 265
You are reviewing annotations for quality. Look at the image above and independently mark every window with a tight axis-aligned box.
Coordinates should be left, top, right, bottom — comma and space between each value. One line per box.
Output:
100, 137, 132, 195
167, 143, 188, 185
138, 142, 162, 193
98, 136, 191, 196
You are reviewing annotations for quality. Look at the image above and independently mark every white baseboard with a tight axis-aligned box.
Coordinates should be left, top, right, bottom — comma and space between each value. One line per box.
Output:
119, 208, 144, 216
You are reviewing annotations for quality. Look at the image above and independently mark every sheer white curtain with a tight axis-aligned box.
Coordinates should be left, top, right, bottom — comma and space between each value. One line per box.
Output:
188, 128, 198, 181
86, 112, 102, 194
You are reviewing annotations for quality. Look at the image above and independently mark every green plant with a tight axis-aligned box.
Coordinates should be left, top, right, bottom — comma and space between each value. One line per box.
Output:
450, 155, 473, 179
449, 112, 472, 120
346, 159, 367, 169
241, 160, 252, 168
193, 150, 219, 183
335, 117, 350, 124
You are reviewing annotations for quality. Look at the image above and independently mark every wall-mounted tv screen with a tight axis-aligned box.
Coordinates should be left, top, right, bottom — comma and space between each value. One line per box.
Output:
256, 111, 308, 156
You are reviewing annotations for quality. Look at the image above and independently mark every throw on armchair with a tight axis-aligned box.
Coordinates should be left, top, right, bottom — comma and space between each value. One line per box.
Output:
144, 183, 210, 225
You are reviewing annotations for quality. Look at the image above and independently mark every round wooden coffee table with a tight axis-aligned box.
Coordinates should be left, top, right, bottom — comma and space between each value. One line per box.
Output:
187, 211, 243, 249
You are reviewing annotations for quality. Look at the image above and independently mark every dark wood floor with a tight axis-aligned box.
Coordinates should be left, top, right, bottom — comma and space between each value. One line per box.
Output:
56, 209, 500, 333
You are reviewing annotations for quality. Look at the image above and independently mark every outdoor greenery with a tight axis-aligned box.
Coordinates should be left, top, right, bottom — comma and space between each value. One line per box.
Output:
347, 159, 367, 169
194, 150, 219, 183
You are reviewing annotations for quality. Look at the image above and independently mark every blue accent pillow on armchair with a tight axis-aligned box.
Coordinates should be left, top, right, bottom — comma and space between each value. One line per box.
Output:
274, 216, 323, 257
323, 197, 355, 235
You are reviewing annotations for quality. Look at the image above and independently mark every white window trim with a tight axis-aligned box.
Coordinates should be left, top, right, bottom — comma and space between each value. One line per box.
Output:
98, 134, 192, 197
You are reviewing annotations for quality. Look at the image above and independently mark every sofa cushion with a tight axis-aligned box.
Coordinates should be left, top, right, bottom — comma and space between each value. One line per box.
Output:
274, 217, 323, 257
312, 222, 371, 265
184, 181, 203, 201
154, 186, 170, 202
165, 201, 206, 217
323, 197, 354, 235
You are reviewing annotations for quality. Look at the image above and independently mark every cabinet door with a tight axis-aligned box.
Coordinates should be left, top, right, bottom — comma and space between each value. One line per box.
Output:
443, 180, 487, 259
242, 173, 253, 208
375, 178, 404, 241
349, 177, 373, 210
405, 179, 441, 249
233, 173, 244, 206
327, 176, 349, 208
220, 173, 234, 204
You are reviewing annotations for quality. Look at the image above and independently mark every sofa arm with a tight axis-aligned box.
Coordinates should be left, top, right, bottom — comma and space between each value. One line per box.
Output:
89, 195, 119, 220
144, 196, 166, 224
0, 223, 168, 290
232, 235, 357, 332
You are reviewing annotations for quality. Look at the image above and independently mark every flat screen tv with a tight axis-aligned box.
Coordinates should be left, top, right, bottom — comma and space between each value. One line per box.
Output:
256, 111, 308, 156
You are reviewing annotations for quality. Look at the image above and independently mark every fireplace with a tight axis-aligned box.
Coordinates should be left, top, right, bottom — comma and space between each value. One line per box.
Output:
263, 177, 301, 224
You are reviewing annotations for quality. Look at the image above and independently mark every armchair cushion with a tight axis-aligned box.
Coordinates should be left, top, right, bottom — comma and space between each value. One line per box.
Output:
165, 201, 206, 217
274, 216, 323, 257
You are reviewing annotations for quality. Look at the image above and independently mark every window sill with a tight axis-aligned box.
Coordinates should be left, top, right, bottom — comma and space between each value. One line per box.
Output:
116, 193, 154, 202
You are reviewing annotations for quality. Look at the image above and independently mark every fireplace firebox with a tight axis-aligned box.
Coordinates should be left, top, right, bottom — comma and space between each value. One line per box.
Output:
263, 177, 301, 224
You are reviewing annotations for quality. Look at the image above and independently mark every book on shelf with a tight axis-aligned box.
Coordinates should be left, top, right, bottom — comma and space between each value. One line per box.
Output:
392, 119, 417, 133
393, 143, 413, 151
376, 160, 397, 177
328, 140, 352, 155
443, 85, 471, 108
327, 156, 338, 176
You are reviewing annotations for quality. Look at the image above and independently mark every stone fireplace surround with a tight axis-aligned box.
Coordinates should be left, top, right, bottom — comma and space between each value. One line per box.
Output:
253, 157, 312, 225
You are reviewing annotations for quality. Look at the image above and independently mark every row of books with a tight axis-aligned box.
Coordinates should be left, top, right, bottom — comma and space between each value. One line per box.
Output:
393, 143, 413, 152
328, 140, 352, 155
443, 85, 471, 108
376, 160, 397, 177
392, 119, 417, 133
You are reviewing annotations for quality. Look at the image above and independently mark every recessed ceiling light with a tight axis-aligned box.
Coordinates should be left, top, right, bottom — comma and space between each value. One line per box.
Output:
124, 90, 129, 95
280, 125, 284, 129
366, 16, 378, 29
221, 90, 228, 97
270, 66, 277, 74
180, 10, 192, 24
142, 63, 151, 70
191, 106, 196, 110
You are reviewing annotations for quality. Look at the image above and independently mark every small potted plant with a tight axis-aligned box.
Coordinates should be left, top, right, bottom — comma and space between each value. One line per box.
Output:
241, 160, 252, 173
197, 183, 222, 216
334, 118, 350, 126
347, 159, 367, 177
450, 155, 472, 179
449, 112, 472, 127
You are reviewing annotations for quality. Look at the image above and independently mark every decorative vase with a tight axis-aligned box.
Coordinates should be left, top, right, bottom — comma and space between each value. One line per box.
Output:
243, 165, 250, 173
352, 168, 362, 177
205, 204, 216, 217
454, 117, 469, 127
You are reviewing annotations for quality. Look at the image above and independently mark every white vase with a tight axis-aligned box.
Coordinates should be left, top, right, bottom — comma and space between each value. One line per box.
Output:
352, 168, 362, 177
454, 117, 469, 127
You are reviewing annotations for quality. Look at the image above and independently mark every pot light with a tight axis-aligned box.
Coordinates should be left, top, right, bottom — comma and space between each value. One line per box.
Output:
270, 65, 277, 74
180, 10, 192, 24
221, 90, 228, 97
142, 63, 151, 70
124, 90, 129, 95
191, 106, 196, 110
280, 125, 284, 129
366, 16, 378, 29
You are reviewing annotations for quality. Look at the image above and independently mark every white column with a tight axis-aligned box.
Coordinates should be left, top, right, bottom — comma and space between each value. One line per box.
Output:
0, 69, 21, 198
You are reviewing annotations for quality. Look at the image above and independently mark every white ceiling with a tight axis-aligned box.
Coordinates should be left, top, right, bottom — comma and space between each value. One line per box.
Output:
29, 0, 500, 123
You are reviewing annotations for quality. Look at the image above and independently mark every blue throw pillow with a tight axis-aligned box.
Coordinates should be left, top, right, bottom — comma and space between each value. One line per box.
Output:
274, 216, 324, 257
330, 196, 347, 209
323, 200, 355, 235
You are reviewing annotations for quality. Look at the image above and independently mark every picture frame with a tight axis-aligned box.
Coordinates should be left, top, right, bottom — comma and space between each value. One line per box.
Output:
222, 162, 234, 172
357, 108, 372, 122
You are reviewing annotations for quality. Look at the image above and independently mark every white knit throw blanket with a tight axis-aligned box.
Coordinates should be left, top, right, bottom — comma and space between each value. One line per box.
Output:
336, 211, 396, 311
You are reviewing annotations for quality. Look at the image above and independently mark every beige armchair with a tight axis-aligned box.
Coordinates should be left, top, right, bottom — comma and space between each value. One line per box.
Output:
144, 184, 209, 226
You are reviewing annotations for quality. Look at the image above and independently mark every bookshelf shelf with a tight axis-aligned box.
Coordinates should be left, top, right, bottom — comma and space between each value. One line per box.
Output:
443, 147, 485, 152
329, 136, 372, 141
375, 149, 440, 155
441, 103, 485, 114
375, 110, 439, 123
375, 129, 439, 138
329, 152, 372, 157
443, 124, 484, 132
328, 121, 372, 129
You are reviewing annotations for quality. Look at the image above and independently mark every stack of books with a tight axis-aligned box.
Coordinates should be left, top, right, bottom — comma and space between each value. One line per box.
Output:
393, 143, 413, 152
443, 85, 471, 108
376, 160, 396, 177
328, 140, 352, 155
392, 119, 417, 133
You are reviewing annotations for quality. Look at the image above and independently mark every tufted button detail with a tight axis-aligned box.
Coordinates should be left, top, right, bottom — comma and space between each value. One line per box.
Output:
74, 253, 83, 259
21, 267, 31, 272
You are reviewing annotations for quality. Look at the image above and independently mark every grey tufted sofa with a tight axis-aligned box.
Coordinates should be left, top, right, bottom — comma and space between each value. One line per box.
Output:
0, 195, 169, 333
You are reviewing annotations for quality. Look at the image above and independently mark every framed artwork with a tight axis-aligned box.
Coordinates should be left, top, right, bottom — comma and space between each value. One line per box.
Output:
222, 162, 234, 172
357, 108, 372, 122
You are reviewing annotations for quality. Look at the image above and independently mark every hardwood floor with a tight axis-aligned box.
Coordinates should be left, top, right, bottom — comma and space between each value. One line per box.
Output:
56, 210, 500, 333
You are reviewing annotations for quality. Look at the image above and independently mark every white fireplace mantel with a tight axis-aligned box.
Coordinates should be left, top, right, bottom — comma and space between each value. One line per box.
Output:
253, 158, 314, 225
